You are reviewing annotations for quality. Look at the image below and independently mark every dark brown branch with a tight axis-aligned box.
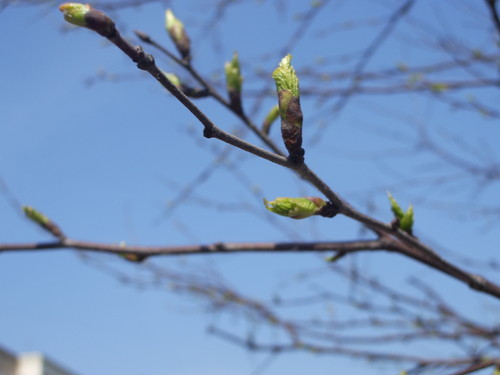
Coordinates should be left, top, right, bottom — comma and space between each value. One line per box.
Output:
37, 5, 500, 303
133, 30, 284, 155
0, 238, 388, 256
4, 221, 500, 300
72, 240, 500, 373
449, 359, 500, 375
109, 30, 288, 167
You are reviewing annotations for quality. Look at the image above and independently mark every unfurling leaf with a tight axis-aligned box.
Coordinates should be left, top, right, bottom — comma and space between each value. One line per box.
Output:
264, 197, 326, 219
400, 204, 414, 233
387, 191, 404, 220
272, 54, 299, 97
387, 192, 414, 234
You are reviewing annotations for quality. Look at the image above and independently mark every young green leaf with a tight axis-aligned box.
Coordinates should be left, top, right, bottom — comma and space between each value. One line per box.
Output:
387, 192, 414, 234
400, 204, 414, 233
272, 54, 299, 97
387, 191, 404, 220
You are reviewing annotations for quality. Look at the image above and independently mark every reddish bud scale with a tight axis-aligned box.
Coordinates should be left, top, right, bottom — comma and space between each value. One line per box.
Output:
84, 8, 116, 37
175, 30, 191, 61
278, 92, 304, 162
228, 90, 243, 114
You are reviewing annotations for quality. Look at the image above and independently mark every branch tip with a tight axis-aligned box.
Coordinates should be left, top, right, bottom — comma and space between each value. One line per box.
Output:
59, 3, 116, 37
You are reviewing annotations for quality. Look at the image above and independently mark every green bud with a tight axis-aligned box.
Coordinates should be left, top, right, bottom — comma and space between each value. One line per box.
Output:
163, 72, 182, 88
262, 105, 280, 135
22, 206, 64, 239
59, 3, 116, 37
272, 54, 304, 163
59, 3, 90, 27
165, 9, 182, 40
23, 206, 50, 226
165, 9, 191, 61
263, 197, 326, 219
225, 52, 243, 93
224, 52, 243, 112
161, 71, 209, 98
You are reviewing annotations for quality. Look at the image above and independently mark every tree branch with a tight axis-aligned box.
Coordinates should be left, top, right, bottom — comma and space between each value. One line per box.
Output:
6, 5, 500, 302
0, 237, 388, 256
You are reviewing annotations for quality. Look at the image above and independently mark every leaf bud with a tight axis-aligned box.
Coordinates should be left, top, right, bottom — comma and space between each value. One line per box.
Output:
272, 54, 304, 163
23, 206, 65, 239
59, 3, 90, 27
263, 197, 326, 219
225, 52, 243, 112
387, 192, 414, 234
59, 3, 116, 37
165, 9, 191, 61
262, 105, 279, 135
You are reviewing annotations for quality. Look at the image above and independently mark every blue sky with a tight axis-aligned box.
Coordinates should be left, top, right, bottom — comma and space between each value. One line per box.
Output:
1, 1, 499, 374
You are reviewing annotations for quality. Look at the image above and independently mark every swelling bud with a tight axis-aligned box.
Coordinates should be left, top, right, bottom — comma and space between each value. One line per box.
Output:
264, 197, 326, 219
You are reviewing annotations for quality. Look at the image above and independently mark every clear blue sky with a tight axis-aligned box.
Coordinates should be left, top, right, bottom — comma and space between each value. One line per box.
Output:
1, 1, 499, 374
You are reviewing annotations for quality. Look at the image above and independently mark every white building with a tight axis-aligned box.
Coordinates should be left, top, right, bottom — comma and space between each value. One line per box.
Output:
0, 346, 79, 375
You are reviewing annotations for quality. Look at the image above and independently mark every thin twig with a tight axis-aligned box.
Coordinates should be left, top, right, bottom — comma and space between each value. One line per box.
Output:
0, 237, 388, 256
331, 0, 416, 113
134, 30, 284, 155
